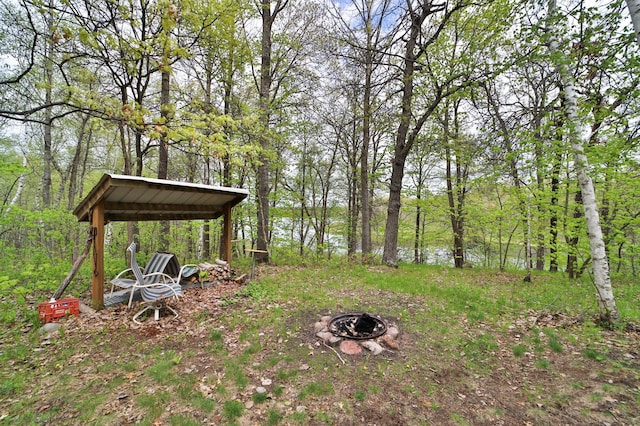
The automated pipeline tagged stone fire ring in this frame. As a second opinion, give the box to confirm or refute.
[328,312,388,340]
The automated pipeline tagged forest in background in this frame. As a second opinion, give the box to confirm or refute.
[0,0,639,292]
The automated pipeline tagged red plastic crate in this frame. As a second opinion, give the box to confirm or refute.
[38,297,80,323]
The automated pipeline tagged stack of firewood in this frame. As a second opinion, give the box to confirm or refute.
[198,259,232,282]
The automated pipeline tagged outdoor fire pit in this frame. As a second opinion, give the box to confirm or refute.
[314,312,400,356]
[328,312,387,340]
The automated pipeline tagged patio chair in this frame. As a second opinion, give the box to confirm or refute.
[110,248,180,303]
[125,242,183,324]
[111,246,202,298]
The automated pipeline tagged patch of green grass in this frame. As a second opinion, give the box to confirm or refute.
[222,399,244,420]
[209,329,223,342]
[225,359,248,390]
[193,309,210,323]
[298,381,334,400]
[313,411,333,424]
[272,384,284,397]
[549,337,563,353]
[450,412,470,425]
[176,375,198,401]
[513,344,527,357]
[215,383,227,396]
[542,328,563,353]
[0,374,23,397]
[122,360,140,372]
[208,329,226,354]
[289,411,308,424]
[276,369,298,381]
[354,390,366,401]
[462,333,498,365]
[168,414,201,426]
[2,343,31,362]
[265,408,284,425]
[146,355,180,384]
[252,391,269,404]
[105,375,126,391]
[75,393,109,423]
[136,391,172,418]
[535,358,550,369]
[190,394,215,412]
[241,342,261,357]
[583,346,607,362]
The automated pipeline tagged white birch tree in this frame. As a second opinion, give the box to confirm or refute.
[626,0,640,46]
[546,0,619,324]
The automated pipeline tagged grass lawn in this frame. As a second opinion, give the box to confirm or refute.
[1,263,639,425]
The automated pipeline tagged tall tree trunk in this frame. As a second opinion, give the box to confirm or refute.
[42,4,54,208]
[202,61,214,260]
[547,0,619,323]
[444,106,467,268]
[382,4,420,267]
[484,82,531,278]
[299,139,307,256]
[533,119,546,271]
[361,58,372,256]
[158,68,170,249]
[255,0,287,263]
[414,192,422,264]
[566,190,582,279]
[382,1,455,266]
[348,131,360,256]
[360,14,374,257]
[549,136,562,273]
[220,56,234,255]
[626,0,640,46]
[67,114,90,210]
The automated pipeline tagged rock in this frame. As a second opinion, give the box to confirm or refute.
[255,386,267,394]
[78,302,96,316]
[320,315,332,325]
[379,334,399,350]
[328,335,342,345]
[316,331,333,342]
[386,326,400,339]
[314,322,326,333]
[296,405,308,413]
[39,323,61,334]
[360,340,384,355]
[316,331,342,345]
[261,378,272,387]
[339,340,362,355]
[245,400,254,409]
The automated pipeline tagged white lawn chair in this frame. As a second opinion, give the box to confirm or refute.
[126,242,182,324]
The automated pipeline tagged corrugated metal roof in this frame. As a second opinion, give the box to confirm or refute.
[73,174,249,222]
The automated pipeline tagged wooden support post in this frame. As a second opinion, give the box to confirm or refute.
[91,201,105,310]
[247,249,269,280]
[221,203,232,262]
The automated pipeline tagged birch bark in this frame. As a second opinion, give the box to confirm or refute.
[626,0,640,46]
[6,156,27,214]
[546,0,619,323]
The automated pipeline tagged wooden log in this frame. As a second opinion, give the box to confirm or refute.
[52,228,94,300]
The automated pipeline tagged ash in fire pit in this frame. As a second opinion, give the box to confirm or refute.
[328,312,387,340]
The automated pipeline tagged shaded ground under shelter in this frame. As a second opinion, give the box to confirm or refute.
[73,173,249,309]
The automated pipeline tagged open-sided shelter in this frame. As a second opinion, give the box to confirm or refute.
[73,173,249,309]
